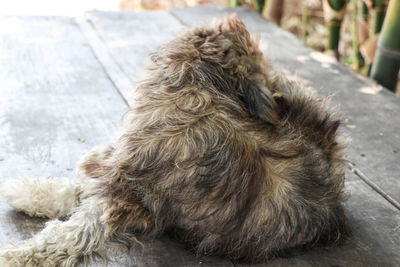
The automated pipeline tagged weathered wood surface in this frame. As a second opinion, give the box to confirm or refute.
[0,15,128,245]
[84,11,183,104]
[0,6,399,267]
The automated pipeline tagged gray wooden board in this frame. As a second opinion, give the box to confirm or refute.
[0,15,128,245]
[85,10,184,104]
[169,6,400,207]
[91,236,233,267]
[0,15,231,266]
[125,236,233,267]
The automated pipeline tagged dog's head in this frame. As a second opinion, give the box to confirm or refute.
[189,15,265,79]
[150,15,278,124]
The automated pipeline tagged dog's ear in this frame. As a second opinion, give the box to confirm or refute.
[239,79,279,125]
[220,15,250,40]
[272,90,341,144]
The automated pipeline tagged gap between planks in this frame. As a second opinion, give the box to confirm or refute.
[169,9,187,28]
[76,16,131,107]
[348,163,400,210]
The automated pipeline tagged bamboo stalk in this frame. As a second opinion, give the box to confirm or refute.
[327,19,341,56]
[253,0,265,13]
[364,0,387,76]
[371,0,400,92]
[365,62,373,75]
[372,0,387,34]
[352,0,362,70]
[362,1,369,21]
[302,0,308,45]
[323,0,347,60]
[361,1,372,75]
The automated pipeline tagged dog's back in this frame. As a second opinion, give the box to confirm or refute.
[96,15,349,261]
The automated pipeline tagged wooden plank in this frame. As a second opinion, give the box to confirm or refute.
[84,10,184,104]
[126,236,233,267]
[169,6,400,206]
[91,236,233,267]
[0,15,232,267]
[76,16,131,107]
[0,16,128,246]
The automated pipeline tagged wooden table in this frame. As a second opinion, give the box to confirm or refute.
[0,6,399,266]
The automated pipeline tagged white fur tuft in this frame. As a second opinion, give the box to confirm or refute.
[0,177,80,219]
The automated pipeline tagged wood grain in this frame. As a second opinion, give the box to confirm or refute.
[0,16,128,246]
[85,10,184,104]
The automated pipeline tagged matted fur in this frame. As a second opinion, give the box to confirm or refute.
[0,15,349,266]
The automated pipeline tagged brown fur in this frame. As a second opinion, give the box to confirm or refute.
[77,15,349,262]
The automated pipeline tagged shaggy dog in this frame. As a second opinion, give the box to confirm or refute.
[0,15,349,266]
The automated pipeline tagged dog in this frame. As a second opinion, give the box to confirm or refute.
[0,15,349,266]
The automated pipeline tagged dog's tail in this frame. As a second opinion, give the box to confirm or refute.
[0,177,81,219]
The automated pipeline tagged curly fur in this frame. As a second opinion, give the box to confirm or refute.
[0,15,349,266]
[0,177,80,219]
